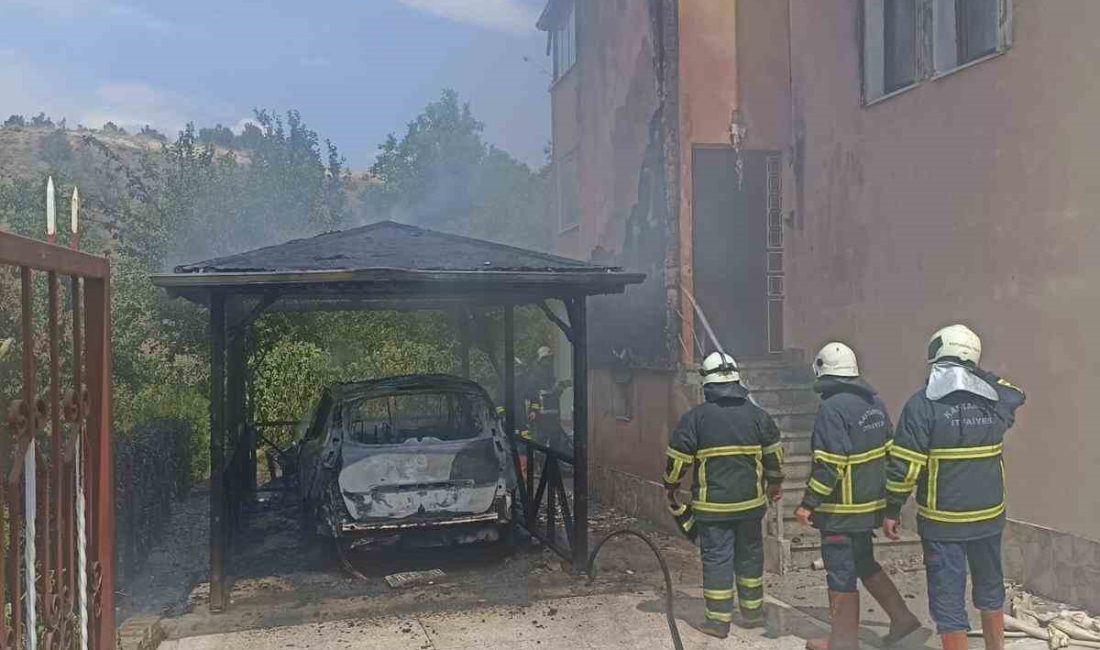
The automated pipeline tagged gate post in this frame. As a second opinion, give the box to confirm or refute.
[85,274,115,649]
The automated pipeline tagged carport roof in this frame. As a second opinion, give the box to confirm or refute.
[152,220,644,309]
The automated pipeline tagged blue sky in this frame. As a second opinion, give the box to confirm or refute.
[0,0,552,168]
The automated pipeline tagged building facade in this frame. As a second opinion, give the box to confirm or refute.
[539,0,1100,608]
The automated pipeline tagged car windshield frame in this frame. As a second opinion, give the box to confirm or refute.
[341,388,490,446]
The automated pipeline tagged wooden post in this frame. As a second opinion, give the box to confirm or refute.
[226,303,246,528]
[502,305,532,526]
[208,294,228,612]
[568,297,589,569]
[459,309,471,379]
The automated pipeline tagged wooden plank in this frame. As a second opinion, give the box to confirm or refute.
[208,295,228,612]
[568,297,589,570]
[0,231,108,278]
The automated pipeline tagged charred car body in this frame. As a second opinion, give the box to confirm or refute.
[296,375,518,548]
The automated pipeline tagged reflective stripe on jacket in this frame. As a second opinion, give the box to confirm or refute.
[800,377,893,532]
[885,367,1025,541]
[664,382,784,522]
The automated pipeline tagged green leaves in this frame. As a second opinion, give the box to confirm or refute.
[360,89,550,250]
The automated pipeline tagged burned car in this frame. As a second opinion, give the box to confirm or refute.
[296,375,517,548]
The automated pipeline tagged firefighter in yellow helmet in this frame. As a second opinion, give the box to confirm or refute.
[664,352,784,638]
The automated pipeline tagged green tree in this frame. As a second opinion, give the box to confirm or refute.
[198,124,235,147]
[360,89,550,250]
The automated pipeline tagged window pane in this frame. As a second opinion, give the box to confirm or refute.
[933,0,960,72]
[348,392,484,444]
[558,153,578,230]
[963,0,999,61]
[883,0,917,92]
[863,0,886,100]
[551,3,576,80]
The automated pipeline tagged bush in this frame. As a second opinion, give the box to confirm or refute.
[115,418,193,582]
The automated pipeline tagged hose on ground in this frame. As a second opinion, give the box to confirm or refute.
[586,529,684,650]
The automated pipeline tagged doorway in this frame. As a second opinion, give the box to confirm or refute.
[691,146,784,358]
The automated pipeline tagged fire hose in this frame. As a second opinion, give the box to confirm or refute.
[586,529,684,650]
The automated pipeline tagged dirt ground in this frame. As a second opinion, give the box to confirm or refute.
[119,484,706,641]
[121,490,1072,649]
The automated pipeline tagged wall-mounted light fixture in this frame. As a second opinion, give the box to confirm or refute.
[729,108,748,189]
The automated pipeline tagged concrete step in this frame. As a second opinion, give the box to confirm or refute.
[772,410,815,432]
[740,365,815,388]
[736,349,806,368]
[782,431,812,456]
[789,531,923,571]
[749,385,819,411]
[764,518,923,574]
[779,454,812,482]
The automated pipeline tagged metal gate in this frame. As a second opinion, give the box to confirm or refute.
[0,230,115,650]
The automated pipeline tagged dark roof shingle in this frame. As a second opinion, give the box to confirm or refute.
[174,221,603,274]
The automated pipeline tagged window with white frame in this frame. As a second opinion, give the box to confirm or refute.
[862,0,1011,104]
[556,151,579,231]
[933,0,1002,73]
[551,1,576,80]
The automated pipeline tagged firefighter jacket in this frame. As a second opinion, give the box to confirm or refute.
[885,364,1025,541]
[664,382,784,523]
[800,377,893,532]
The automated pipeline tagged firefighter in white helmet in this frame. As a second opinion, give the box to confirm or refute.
[664,352,784,638]
[525,345,570,453]
[885,325,1025,650]
[796,343,920,650]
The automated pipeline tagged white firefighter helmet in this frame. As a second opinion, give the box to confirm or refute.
[700,352,740,385]
[537,345,552,360]
[927,324,982,365]
[813,342,860,378]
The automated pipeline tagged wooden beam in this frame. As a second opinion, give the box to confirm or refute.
[208,294,228,612]
[502,306,529,527]
[538,301,574,343]
[567,297,589,569]
[458,309,471,379]
[0,231,109,278]
[226,300,247,524]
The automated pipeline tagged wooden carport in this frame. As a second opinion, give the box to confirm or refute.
[151,221,644,611]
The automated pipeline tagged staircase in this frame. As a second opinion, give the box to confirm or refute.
[738,351,921,574]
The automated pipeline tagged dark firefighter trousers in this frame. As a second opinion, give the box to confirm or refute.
[820,531,884,592]
[699,519,765,626]
[923,533,1005,634]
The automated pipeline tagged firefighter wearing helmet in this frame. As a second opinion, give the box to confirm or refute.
[525,345,571,454]
[796,342,920,650]
[885,325,1025,650]
[663,352,784,638]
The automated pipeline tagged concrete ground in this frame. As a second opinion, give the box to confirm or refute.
[158,591,819,650]
[156,589,1053,650]
[129,490,1060,650]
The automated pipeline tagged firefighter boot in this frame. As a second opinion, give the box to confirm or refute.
[862,570,921,645]
[981,610,1005,650]
[699,619,730,639]
[739,605,766,629]
[806,591,860,650]
[941,631,969,650]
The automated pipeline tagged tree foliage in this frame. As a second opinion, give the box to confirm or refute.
[1,96,553,481]
[360,89,551,250]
